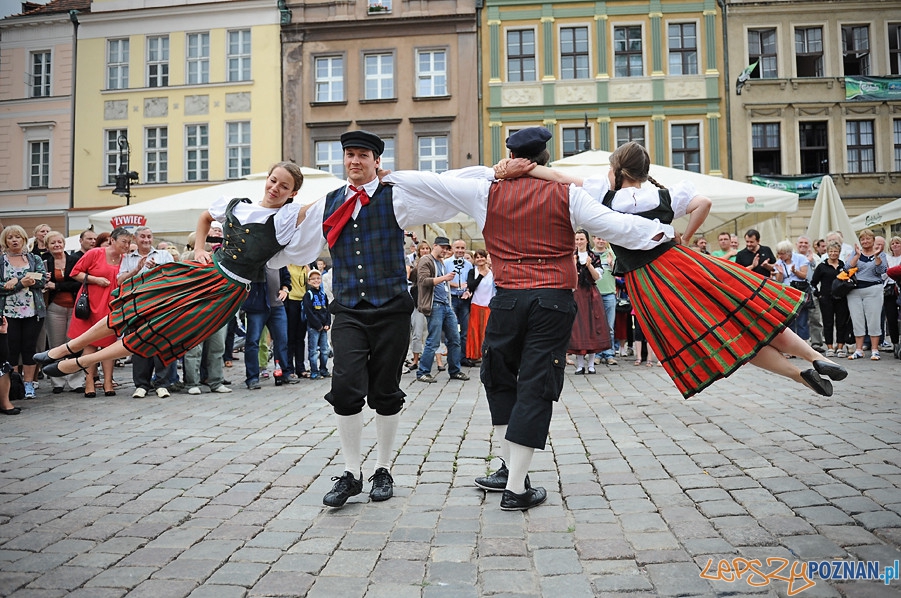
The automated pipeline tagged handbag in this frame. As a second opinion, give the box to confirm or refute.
[831,269,857,300]
[74,279,90,319]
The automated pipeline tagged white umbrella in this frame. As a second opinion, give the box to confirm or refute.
[89,168,345,235]
[849,196,901,235]
[550,150,799,237]
[805,175,857,243]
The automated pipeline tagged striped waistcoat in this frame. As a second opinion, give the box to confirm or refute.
[324,184,408,307]
[482,178,578,290]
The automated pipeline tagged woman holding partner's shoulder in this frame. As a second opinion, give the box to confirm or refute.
[500,142,847,398]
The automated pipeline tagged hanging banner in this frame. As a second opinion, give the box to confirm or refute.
[845,76,901,101]
[750,175,822,200]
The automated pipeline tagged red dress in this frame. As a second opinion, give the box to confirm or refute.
[68,248,119,347]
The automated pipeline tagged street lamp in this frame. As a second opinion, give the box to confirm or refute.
[112,134,139,204]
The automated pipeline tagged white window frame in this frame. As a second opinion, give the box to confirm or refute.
[28,140,50,188]
[145,126,168,183]
[146,36,169,88]
[185,124,209,182]
[226,121,251,179]
[559,24,590,80]
[364,52,395,100]
[186,32,210,85]
[669,121,703,173]
[417,135,448,172]
[379,137,395,172]
[666,21,699,76]
[30,50,51,97]
[315,140,344,176]
[846,120,875,174]
[227,29,252,82]
[107,38,129,90]
[314,55,345,102]
[747,27,779,79]
[416,49,447,97]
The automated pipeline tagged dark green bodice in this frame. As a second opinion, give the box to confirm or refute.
[213,198,285,282]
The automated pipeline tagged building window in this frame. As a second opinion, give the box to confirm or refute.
[752,123,781,175]
[145,127,168,183]
[416,49,447,97]
[560,26,589,80]
[227,29,251,82]
[795,27,823,77]
[894,119,901,171]
[28,140,50,188]
[30,51,51,97]
[799,121,828,174]
[147,36,169,88]
[379,137,395,172]
[846,120,875,174]
[562,127,590,157]
[842,25,870,76]
[364,53,394,100]
[186,32,210,85]
[107,39,129,90]
[616,125,646,147]
[368,0,391,14]
[671,123,700,172]
[614,26,643,77]
[315,141,343,176]
[105,129,127,185]
[315,56,344,102]
[667,23,697,75]
[748,28,777,78]
[185,124,209,181]
[507,29,536,82]
[890,23,901,75]
[418,135,448,172]
[226,121,251,179]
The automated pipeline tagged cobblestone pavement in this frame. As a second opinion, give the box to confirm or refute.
[1,357,900,597]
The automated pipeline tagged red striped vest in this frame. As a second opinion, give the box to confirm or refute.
[483,178,577,290]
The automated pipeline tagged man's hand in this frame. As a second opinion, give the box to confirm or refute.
[493,158,535,180]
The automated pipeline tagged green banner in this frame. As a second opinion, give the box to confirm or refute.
[750,175,822,199]
[845,76,901,101]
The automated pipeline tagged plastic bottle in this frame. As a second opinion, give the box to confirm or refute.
[273,360,284,386]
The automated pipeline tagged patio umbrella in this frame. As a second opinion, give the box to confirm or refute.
[805,175,856,243]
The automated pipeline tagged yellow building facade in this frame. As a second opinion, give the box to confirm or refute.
[71,0,283,231]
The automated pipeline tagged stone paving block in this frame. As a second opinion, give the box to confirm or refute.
[780,534,846,560]
[538,573,594,598]
[363,582,428,598]
[85,566,156,590]
[66,588,128,598]
[249,570,315,596]
[854,510,901,530]
[204,561,268,587]
[645,561,711,596]
[425,561,477,586]
[186,584,247,598]
[154,557,222,580]
[24,565,103,591]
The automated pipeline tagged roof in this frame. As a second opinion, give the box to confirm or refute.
[18,0,90,17]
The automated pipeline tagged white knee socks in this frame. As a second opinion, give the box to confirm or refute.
[336,412,363,475]
[375,413,399,473]
[506,441,535,494]
[494,424,510,464]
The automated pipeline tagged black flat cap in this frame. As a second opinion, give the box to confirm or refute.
[433,236,451,247]
[341,130,385,156]
[506,127,552,155]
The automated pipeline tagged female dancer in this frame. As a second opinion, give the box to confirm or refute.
[37,162,307,379]
[568,230,610,374]
[507,142,846,398]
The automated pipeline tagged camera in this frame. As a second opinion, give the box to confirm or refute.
[404,231,414,238]
[453,258,464,267]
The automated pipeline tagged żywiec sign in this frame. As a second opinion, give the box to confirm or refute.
[110,215,147,229]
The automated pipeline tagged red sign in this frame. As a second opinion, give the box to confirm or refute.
[110,214,147,228]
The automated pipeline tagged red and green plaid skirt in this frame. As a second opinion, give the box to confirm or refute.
[625,245,803,399]
[108,261,248,365]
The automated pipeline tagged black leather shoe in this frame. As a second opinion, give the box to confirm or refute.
[812,360,848,381]
[800,369,833,397]
[43,356,89,379]
[500,486,547,511]
[368,467,394,502]
[449,372,470,381]
[323,471,364,507]
[474,462,530,492]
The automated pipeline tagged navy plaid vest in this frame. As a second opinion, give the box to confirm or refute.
[324,183,408,307]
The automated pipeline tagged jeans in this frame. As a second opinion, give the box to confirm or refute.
[244,306,289,386]
[451,294,471,354]
[308,327,330,375]
[595,292,616,360]
[788,304,810,340]
[418,302,462,377]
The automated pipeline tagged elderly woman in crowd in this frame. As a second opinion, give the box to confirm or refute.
[43,230,85,393]
[68,227,133,396]
[1,225,47,399]
[772,240,811,342]
[812,240,851,358]
[846,229,888,360]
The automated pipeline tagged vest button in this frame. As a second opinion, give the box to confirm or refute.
[245,229,250,233]
[359,279,364,283]
[232,255,237,259]
[361,292,366,297]
[353,223,358,228]
[554,359,559,364]
[242,239,246,243]
[357,264,363,269]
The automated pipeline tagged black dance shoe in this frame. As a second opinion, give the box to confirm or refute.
[34,342,81,366]
[812,360,848,381]
[800,369,833,397]
[500,486,547,511]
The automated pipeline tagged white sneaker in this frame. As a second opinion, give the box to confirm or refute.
[211,385,232,393]
[878,341,893,351]
[824,348,835,357]
[156,387,170,398]
[132,387,147,398]
[187,386,202,395]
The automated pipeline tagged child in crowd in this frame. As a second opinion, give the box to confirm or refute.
[303,269,331,379]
